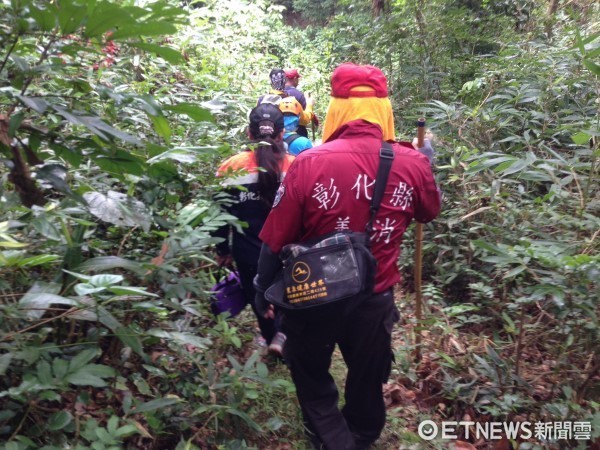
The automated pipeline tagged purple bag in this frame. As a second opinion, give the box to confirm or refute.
[210,271,246,317]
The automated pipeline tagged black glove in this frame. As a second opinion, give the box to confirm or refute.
[253,243,283,317]
[253,279,271,318]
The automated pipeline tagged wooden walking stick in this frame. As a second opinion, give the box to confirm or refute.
[414,117,426,362]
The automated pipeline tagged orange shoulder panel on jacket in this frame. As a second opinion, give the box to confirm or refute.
[216,151,258,176]
[217,150,294,177]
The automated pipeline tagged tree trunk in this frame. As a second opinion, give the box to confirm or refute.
[545,0,560,39]
[372,0,385,17]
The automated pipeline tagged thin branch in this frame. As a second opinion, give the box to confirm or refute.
[0,307,78,342]
[19,37,56,96]
[0,33,20,75]
[118,226,139,256]
[582,228,600,255]
[8,402,31,442]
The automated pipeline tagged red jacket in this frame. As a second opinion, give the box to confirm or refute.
[259,120,441,293]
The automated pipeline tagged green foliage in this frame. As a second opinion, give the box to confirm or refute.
[0,0,297,448]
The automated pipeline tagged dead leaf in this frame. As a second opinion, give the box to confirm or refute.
[132,420,153,439]
[383,382,416,407]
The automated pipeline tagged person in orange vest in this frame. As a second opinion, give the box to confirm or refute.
[214,103,295,356]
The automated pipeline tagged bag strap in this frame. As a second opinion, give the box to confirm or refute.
[284,133,301,146]
[365,142,395,237]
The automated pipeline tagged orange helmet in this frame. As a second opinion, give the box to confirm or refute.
[279,96,303,116]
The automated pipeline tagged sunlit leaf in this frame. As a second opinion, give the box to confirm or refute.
[84,191,151,231]
[131,396,182,414]
[129,42,185,65]
[163,103,215,122]
[76,256,146,276]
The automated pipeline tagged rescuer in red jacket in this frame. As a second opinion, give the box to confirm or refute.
[254,63,441,449]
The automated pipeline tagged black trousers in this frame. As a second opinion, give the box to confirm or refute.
[281,289,399,450]
[236,261,277,344]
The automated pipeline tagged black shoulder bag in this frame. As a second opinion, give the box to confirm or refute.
[264,143,395,311]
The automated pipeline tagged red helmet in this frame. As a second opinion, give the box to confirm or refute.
[284,68,301,79]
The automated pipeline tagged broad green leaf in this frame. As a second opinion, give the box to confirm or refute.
[131,396,181,414]
[36,360,53,384]
[0,353,13,376]
[29,5,57,31]
[266,416,285,431]
[95,154,146,177]
[96,426,116,445]
[48,411,73,431]
[57,0,87,34]
[0,240,28,248]
[129,42,185,65]
[18,293,79,316]
[19,282,72,320]
[503,265,527,279]
[150,114,171,143]
[51,106,140,144]
[10,55,29,72]
[471,239,506,256]
[17,254,60,267]
[108,286,158,297]
[147,149,198,164]
[225,408,262,432]
[62,269,91,282]
[96,306,122,332]
[74,283,106,295]
[76,256,146,276]
[84,3,128,37]
[66,364,116,387]
[134,95,162,116]
[163,103,214,122]
[107,415,119,435]
[115,326,145,358]
[110,22,177,40]
[30,215,62,241]
[571,132,591,146]
[84,191,151,231]
[68,348,99,372]
[147,143,168,157]
[147,161,179,182]
[8,112,25,137]
[498,158,533,176]
[115,424,139,438]
[147,329,210,350]
[52,358,69,379]
[50,142,83,167]
[88,274,125,287]
[583,59,600,76]
[256,362,268,378]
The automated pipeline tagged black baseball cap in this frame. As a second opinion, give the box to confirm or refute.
[249,103,284,137]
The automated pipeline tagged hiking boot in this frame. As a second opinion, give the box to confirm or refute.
[253,335,268,355]
[268,332,286,357]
